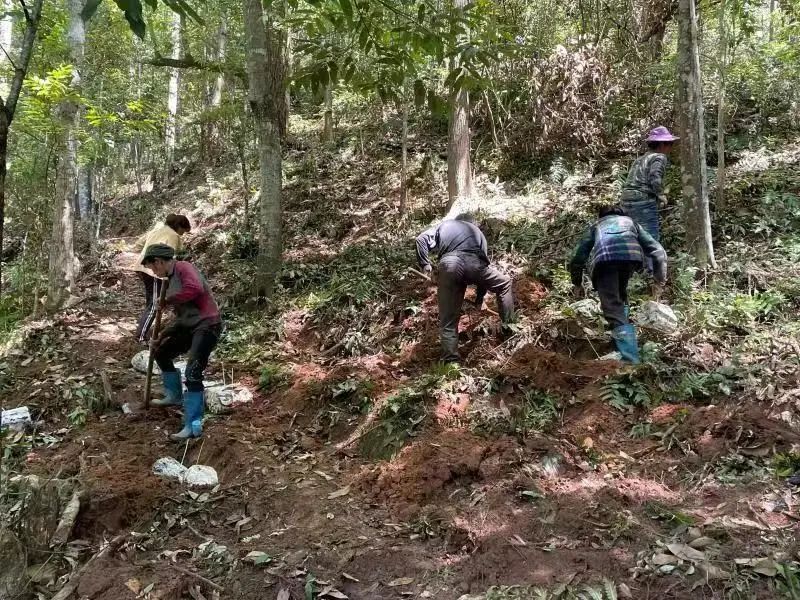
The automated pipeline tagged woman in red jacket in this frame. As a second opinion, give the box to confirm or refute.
[141,243,222,440]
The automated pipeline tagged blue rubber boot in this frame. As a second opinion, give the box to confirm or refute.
[151,370,183,407]
[170,390,204,440]
[612,324,641,364]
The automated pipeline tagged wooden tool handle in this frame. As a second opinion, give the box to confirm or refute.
[143,279,169,409]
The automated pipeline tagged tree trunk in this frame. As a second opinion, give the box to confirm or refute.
[677,0,716,268]
[77,164,92,219]
[399,99,408,215]
[0,0,44,295]
[447,85,472,212]
[211,15,227,108]
[244,0,286,300]
[716,0,726,211]
[0,0,13,96]
[322,84,333,143]
[165,10,182,172]
[446,0,473,213]
[47,0,85,310]
[769,0,776,42]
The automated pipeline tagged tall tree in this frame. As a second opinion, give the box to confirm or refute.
[0,0,45,295]
[716,0,727,211]
[48,0,87,309]
[165,9,182,170]
[446,0,473,213]
[0,0,13,95]
[210,14,227,108]
[676,0,716,268]
[244,0,286,299]
[322,83,333,143]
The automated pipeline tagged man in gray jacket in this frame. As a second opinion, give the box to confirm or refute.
[416,214,513,363]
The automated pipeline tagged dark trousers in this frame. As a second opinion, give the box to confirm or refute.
[154,321,222,392]
[592,261,638,329]
[136,271,163,342]
[438,252,514,362]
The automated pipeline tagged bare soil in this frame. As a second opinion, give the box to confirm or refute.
[4,241,799,600]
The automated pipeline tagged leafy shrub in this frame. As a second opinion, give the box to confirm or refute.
[772,452,800,478]
[359,387,426,460]
[329,377,375,414]
[516,389,560,433]
[258,363,291,392]
[601,374,651,413]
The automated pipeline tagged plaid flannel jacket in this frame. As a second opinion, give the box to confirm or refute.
[570,215,667,285]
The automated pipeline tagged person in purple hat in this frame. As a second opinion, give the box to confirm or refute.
[620,126,679,255]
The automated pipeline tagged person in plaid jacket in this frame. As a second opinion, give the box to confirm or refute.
[569,205,667,363]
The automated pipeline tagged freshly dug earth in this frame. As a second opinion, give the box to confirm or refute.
[2,264,798,600]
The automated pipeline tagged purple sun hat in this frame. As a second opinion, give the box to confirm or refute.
[646,126,679,143]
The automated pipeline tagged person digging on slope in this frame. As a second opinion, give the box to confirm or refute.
[416,213,514,363]
[132,214,192,344]
[141,243,222,440]
[569,205,667,364]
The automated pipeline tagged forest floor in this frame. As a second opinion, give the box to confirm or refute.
[2,127,800,600]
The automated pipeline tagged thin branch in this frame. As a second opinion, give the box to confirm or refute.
[144,55,247,81]
[0,42,17,70]
[6,0,43,118]
[17,0,30,23]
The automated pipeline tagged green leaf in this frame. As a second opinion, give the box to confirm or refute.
[81,0,104,21]
[358,26,370,51]
[339,0,353,22]
[163,0,204,24]
[305,574,316,600]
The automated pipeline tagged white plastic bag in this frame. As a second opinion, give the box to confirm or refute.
[152,457,187,481]
[183,465,218,488]
[1,406,32,431]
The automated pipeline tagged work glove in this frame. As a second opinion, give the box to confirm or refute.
[422,264,432,275]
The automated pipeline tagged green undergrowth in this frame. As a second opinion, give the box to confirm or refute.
[481,580,622,600]
[359,363,461,459]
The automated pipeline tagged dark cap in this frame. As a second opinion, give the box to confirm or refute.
[142,243,175,264]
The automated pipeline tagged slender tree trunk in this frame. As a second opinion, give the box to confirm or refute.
[244,0,286,300]
[0,0,13,96]
[165,10,182,172]
[0,0,44,295]
[322,84,333,143]
[284,17,292,126]
[77,165,91,218]
[47,0,85,310]
[446,0,473,213]
[211,15,227,107]
[399,98,408,215]
[769,0,776,41]
[716,0,726,211]
[677,0,716,268]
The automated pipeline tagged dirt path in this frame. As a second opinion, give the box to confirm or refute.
[3,264,800,600]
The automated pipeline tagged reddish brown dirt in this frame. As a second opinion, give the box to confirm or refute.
[4,264,798,600]
[502,344,621,392]
[356,429,519,519]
